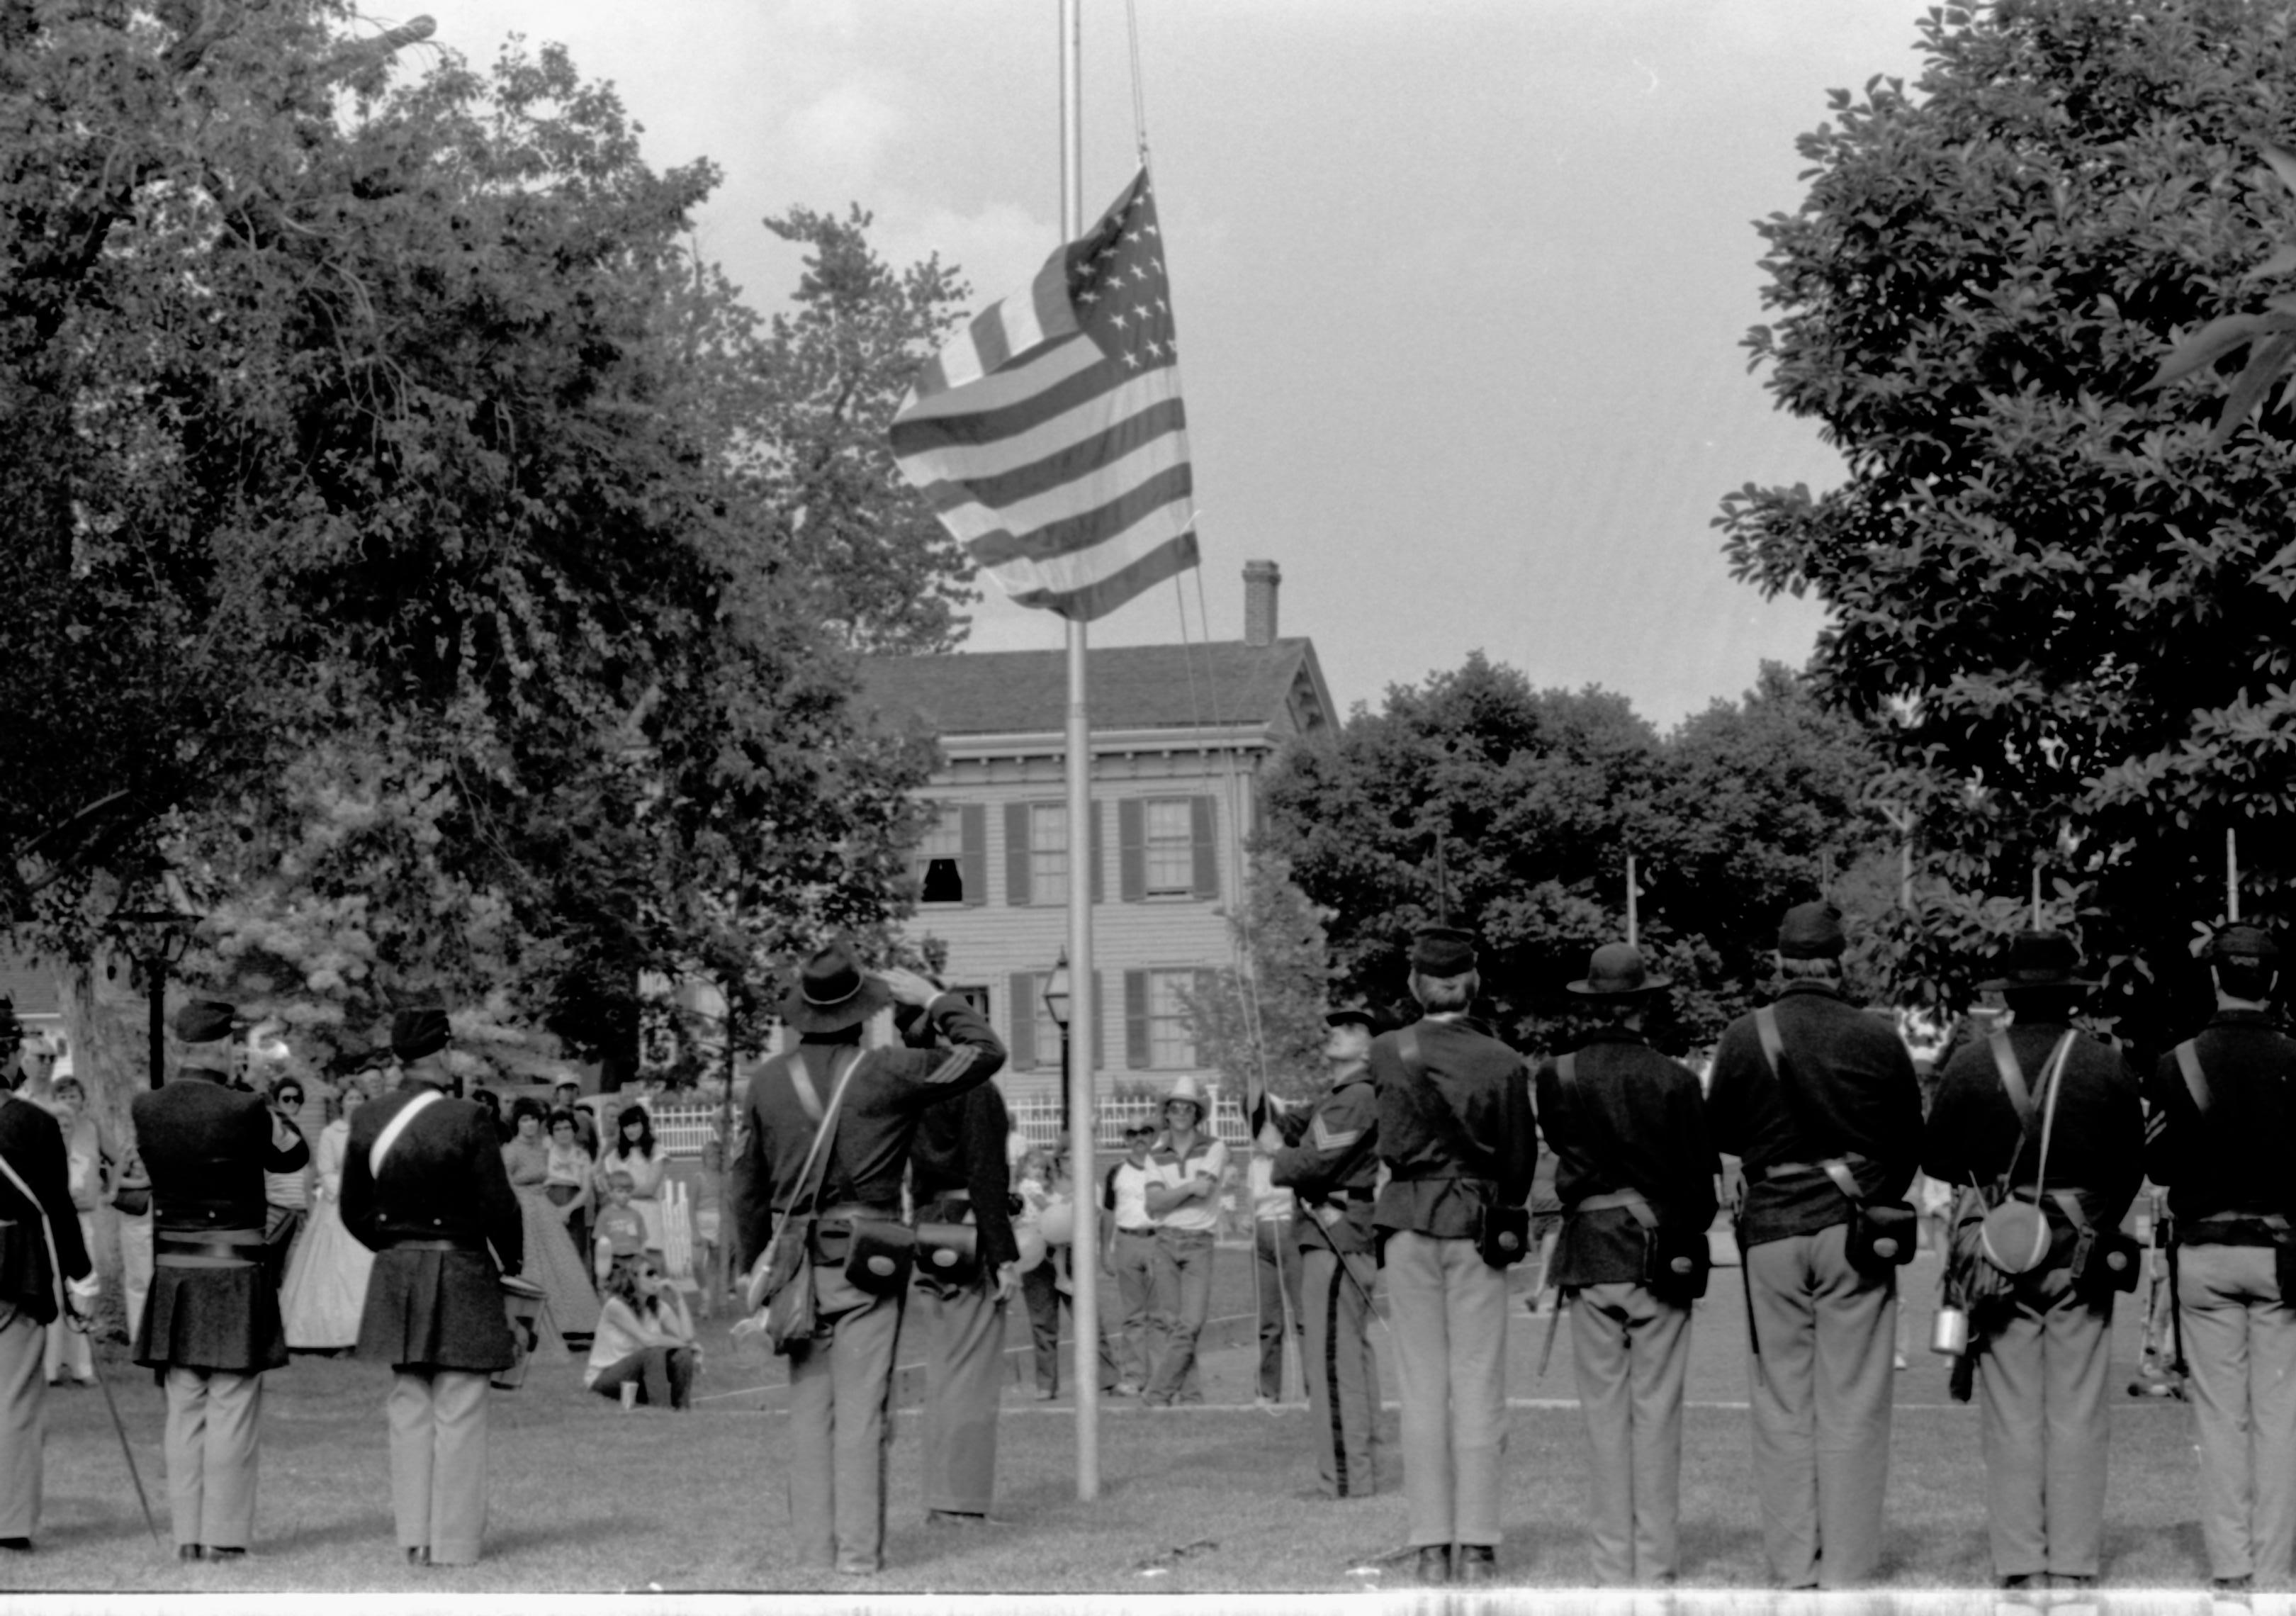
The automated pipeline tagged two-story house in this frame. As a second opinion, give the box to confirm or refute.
[859,561,1332,1118]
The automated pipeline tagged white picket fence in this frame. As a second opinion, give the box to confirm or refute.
[643,1092,1251,1160]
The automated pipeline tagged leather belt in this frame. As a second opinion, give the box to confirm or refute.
[157,1235,262,1268]
[1576,1190,1645,1212]
[1762,1161,1819,1181]
[2184,1211,2291,1248]
[1117,1226,1158,1237]
[818,1202,903,1226]
[389,1238,485,1254]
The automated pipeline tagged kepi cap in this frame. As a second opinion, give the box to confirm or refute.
[173,999,237,1043]
[1409,925,1478,975]
[1777,902,1847,960]
[1567,941,1672,997]
[1324,1003,1378,1031]
[391,1006,451,1062]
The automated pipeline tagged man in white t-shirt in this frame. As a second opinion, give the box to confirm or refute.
[1141,1076,1227,1407]
[1100,1121,1161,1395]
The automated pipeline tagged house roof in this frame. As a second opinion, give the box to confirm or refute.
[860,637,1332,743]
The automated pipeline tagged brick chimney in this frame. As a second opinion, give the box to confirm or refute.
[1243,559,1281,648]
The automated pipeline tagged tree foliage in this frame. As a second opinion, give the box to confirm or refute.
[0,1,955,1096]
[1256,656,1887,1056]
[1718,0,2296,1046]
[1183,855,1335,1105]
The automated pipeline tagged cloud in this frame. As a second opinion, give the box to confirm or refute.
[782,81,906,186]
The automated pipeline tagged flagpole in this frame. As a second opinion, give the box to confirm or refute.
[1059,0,1101,1504]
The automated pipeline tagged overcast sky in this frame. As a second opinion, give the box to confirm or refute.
[420,0,1932,728]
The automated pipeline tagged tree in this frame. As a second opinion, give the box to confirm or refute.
[1717,0,2296,1048]
[0,4,937,1107]
[1184,856,1334,1105]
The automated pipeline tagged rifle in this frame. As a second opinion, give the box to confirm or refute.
[1537,1289,1569,1377]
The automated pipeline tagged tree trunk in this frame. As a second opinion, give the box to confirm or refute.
[54,954,152,1288]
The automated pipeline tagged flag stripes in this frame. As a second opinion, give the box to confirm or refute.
[890,167,1197,622]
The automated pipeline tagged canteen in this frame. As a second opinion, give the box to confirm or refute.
[1040,1199,1076,1246]
[1980,1199,2051,1276]
[1931,1305,1969,1357]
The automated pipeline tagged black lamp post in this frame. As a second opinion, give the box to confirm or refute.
[114,910,196,1089]
[1041,950,1071,1139]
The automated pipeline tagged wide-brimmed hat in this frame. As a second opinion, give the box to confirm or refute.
[1164,1073,1206,1114]
[1977,931,2098,992]
[2205,924,2281,967]
[780,942,894,1034]
[1568,941,1672,997]
[1324,1003,1378,1031]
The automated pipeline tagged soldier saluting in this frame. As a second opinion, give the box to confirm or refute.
[1535,941,1717,1588]
[340,1006,522,1568]
[1923,930,2142,1592]
[1259,1004,1384,1501]
[1371,924,1538,1586]
[133,997,308,1562]
[2145,923,2296,1594]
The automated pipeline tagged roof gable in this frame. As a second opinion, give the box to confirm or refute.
[861,638,1331,741]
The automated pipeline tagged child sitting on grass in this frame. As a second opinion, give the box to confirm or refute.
[585,1255,699,1410]
[595,1170,647,1283]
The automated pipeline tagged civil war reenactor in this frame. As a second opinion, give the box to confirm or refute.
[0,999,96,1554]
[1535,941,1718,1588]
[730,946,1002,1577]
[1706,901,1922,1590]
[1257,1003,1384,1501]
[1923,930,2143,1592]
[339,1006,523,1568]
[2144,922,2296,1593]
[132,998,310,1561]
[1371,924,1538,1586]
[896,983,1020,1528]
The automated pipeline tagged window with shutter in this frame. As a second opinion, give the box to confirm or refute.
[1142,799,1194,897]
[959,804,988,907]
[1190,796,1219,899]
[1007,972,1037,1070]
[914,804,966,904]
[1124,970,1149,1070]
[1003,803,1032,907]
[1118,797,1146,902]
[1145,970,1198,1068]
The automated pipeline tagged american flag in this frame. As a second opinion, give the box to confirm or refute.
[890,168,1198,622]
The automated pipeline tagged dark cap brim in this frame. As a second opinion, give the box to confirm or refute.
[781,975,895,1033]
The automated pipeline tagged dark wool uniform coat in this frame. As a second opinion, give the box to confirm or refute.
[2145,1009,2296,1225]
[342,1087,523,1374]
[1924,1021,2144,1248]
[0,1094,91,1323]
[1370,1014,1538,1239]
[910,1082,1020,1272]
[1264,1066,1381,1257]
[1535,1028,1719,1288]
[1706,982,1923,1247]
[133,1066,308,1372]
[730,993,1003,1269]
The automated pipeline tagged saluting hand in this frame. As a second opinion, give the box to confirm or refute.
[874,966,942,1009]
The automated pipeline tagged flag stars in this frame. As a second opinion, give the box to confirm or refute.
[1120,349,1142,369]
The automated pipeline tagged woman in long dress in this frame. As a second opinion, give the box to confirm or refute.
[281,1088,377,1350]
[596,1104,670,1259]
[502,1097,599,1347]
[544,1109,595,1264]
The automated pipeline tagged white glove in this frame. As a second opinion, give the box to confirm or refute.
[66,1274,100,1313]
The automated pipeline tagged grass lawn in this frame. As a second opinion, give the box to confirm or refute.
[2,1247,2222,1595]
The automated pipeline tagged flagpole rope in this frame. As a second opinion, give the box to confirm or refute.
[1125,0,1151,164]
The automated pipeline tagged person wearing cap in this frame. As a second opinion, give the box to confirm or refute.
[897,987,1021,1525]
[1923,931,2141,1590]
[1100,1118,1164,1395]
[728,945,1002,1576]
[1535,943,1718,1587]
[131,998,310,1561]
[1371,924,1538,1586]
[1258,1003,1385,1499]
[2145,923,2296,1593]
[1704,901,1922,1589]
[1140,1071,1227,1408]
[0,1004,96,1554]
[340,1005,523,1568]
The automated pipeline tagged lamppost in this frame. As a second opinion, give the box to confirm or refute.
[113,909,196,1089]
[1041,949,1071,1140]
